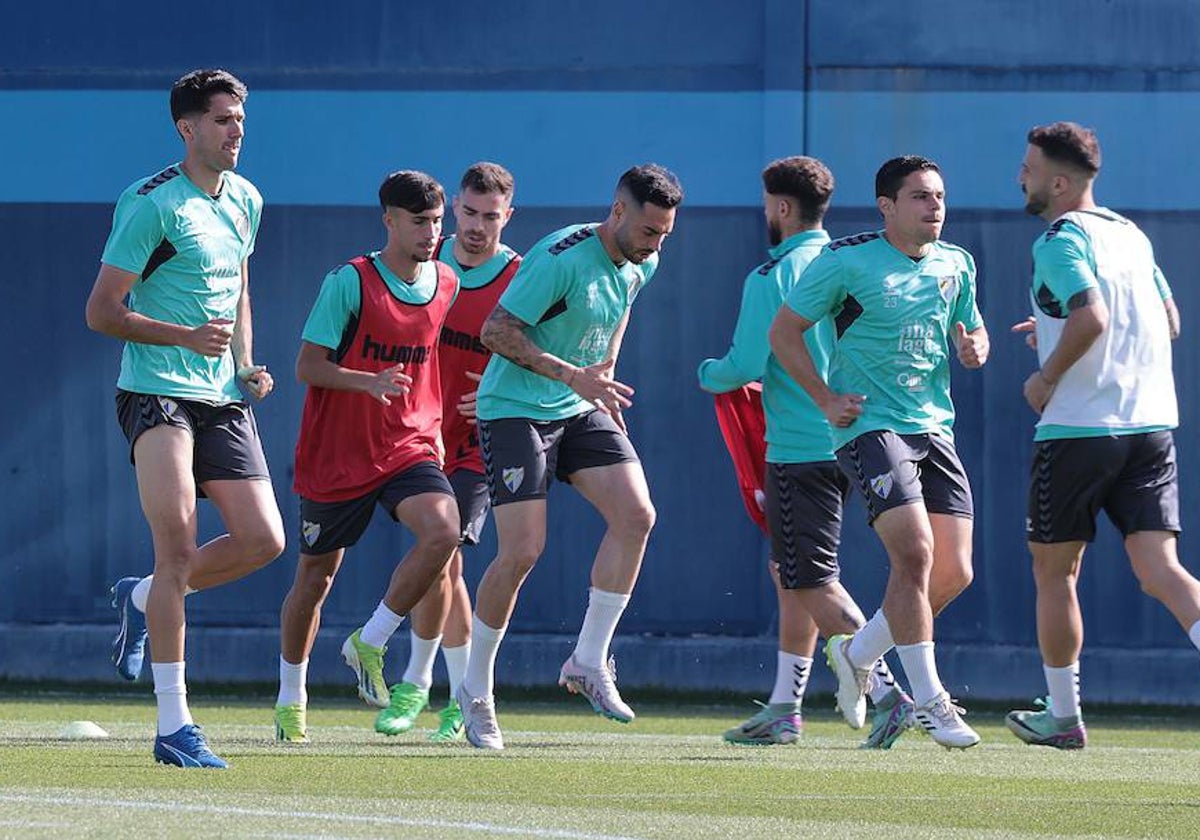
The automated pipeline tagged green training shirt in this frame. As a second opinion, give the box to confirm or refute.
[101,164,261,403]
[785,231,983,449]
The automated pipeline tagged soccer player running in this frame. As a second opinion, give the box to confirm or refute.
[1006,122,1200,749]
[273,172,461,743]
[699,157,914,749]
[85,69,285,768]
[381,162,522,742]
[455,165,683,750]
[769,156,989,749]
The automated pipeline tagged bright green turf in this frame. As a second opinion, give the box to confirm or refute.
[2,691,1199,839]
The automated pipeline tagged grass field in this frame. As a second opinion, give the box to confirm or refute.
[1,687,1198,839]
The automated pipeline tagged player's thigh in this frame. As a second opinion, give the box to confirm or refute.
[871,502,934,565]
[558,410,650,526]
[383,463,459,543]
[132,422,199,543]
[491,499,548,562]
[203,477,285,553]
[765,461,845,591]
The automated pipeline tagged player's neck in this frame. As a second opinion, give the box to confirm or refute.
[779,222,822,242]
[378,246,422,284]
[595,221,627,267]
[1047,190,1098,222]
[452,237,498,269]
[179,158,225,198]
[883,229,933,260]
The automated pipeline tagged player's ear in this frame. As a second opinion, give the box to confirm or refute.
[876,195,892,217]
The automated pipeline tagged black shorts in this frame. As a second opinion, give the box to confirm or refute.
[479,409,639,506]
[1027,430,1181,544]
[837,430,973,524]
[449,468,490,546]
[116,389,270,486]
[765,461,850,590]
[298,461,454,555]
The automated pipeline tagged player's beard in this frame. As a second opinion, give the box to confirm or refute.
[767,218,783,247]
[1023,186,1047,217]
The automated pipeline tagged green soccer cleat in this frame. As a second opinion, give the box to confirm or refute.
[722,701,802,746]
[1006,697,1087,750]
[375,682,429,736]
[428,699,465,743]
[341,629,390,708]
[274,703,310,744]
[860,690,915,750]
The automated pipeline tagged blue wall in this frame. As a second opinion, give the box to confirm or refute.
[3,1,1200,693]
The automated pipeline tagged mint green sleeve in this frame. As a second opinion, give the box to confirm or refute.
[697,268,778,393]
[639,252,659,288]
[496,248,570,326]
[952,251,984,331]
[301,264,361,351]
[100,192,164,276]
[784,248,843,323]
[1036,225,1098,304]
[1154,265,1173,301]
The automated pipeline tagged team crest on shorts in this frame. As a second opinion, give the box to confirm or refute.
[502,466,525,494]
[938,275,959,303]
[157,397,179,417]
[301,520,321,547]
[869,471,895,499]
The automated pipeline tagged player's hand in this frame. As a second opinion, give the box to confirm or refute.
[956,322,989,368]
[566,359,635,419]
[1011,316,1038,350]
[238,364,273,400]
[458,371,483,424]
[366,363,412,405]
[1022,370,1055,414]
[819,392,866,428]
[185,318,235,357]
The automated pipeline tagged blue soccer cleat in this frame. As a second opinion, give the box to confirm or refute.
[110,576,148,681]
[153,724,229,769]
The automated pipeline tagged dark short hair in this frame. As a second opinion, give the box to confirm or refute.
[170,69,248,122]
[875,155,941,199]
[1028,121,1101,176]
[762,156,834,225]
[379,171,445,212]
[460,161,514,197]
[617,164,684,209]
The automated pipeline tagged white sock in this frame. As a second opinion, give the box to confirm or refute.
[442,642,470,701]
[1188,619,1200,653]
[867,657,901,704]
[462,616,505,699]
[768,652,811,707]
[847,609,895,669]
[132,575,196,613]
[360,602,405,649]
[1044,662,1081,720]
[573,588,631,669]
[402,632,442,692]
[895,641,946,708]
[277,656,308,707]
[152,661,193,736]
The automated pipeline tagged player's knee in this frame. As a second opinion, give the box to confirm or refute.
[616,499,656,539]
[418,518,460,563]
[496,544,543,579]
[248,524,286,567]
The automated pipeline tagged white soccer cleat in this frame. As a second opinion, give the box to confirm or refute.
[824,634,869,729]
[559,654,635,723]
[454,684,505,750]
[913,693,981,749]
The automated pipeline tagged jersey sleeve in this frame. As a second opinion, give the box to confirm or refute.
[495,248,572,326]
[784,248,844,323]
[301,264,362,350]
[698,268,778,393]
[243,182,263,260]
[951,250,984,331]
[1035,224,1098,305]
[1153,265,1173,301]
[100,192,165,277]
[639,252,660,288]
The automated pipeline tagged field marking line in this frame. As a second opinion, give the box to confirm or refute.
[0,792,645,840]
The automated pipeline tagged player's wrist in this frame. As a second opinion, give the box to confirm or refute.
[1038,369,1057,387]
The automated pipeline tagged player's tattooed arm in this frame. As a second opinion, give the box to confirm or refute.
[480,306,574,382]
[1023,287,1109,413]
[480,305,634,417]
